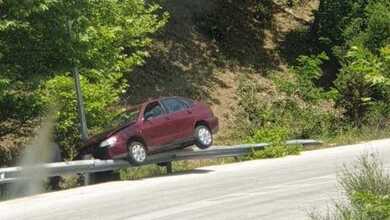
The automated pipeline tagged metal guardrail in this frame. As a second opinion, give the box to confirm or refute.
[0,139,322,184]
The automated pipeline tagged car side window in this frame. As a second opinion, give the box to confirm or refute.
[144,102,164,120]
[161,98,188,113]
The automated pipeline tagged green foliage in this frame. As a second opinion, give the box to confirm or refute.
[313,0,368,50]
[38,73,126,159]
[274,0,308,8]
[351,192,390,218]
[0,78,8,91]
[0,0,168,78]
[295,53,328,82]
[0,146,20,167]
[249,144,302,159]
[313,0,389,55]
[0,0,168,161]
[334,46,390,126]
[274,52,331,102]
[255,54,340,139]
[363,1,390,53]
[309,154,390,219]
[312,0,390,128]
[0,77,42,132]
[236,77,339,143]
[245,127,301,160]
[246,127,288,145]
[340,155,390,202]
[0,87,42,123]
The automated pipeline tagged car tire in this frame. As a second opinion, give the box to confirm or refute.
[194,125,213,149]
[127,141,147,165]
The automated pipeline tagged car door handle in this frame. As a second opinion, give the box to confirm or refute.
[187,110,192,114]
[165,116,170,120]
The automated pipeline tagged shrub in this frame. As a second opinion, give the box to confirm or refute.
[249,144,302,159]
[236,75,340,160]
[310,0,390,131]
[312,0,368,49]
[309,154,390,219]
[246,127,289,145]
[0,76,42,127]
[0,146,20,167]
[245,127,302,159]
[38,73,126,159]
[274,52,330,102]
[236,76,340,142]
[333,46,390,126]
[313,0,389,55]
[363,1,390,53]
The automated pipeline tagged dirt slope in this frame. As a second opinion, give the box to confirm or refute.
[124,0,319,143]
[0,0,320,165]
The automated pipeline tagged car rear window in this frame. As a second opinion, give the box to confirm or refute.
[161,98,188,113]
[179,97,194,106]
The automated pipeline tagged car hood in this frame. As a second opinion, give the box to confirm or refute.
[84,121,136,147]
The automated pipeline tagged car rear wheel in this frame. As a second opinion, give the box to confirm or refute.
[127,141,147,165]
[195,125,213,149]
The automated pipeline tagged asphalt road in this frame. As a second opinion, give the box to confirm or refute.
[1,139,390,220]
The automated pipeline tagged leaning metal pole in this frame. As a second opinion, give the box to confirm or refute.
[68,20,90,185]
[67,20,89,142]
[72,66,88,142]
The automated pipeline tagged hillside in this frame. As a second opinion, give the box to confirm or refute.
[0,0,321,162]
[1,0,389,165]
[124,0,320,143]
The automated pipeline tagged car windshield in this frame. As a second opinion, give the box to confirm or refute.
[106,108,140,130]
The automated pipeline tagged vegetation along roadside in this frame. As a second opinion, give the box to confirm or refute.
[0,0,389,190]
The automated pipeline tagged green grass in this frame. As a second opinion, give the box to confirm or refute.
[321,126,390,146]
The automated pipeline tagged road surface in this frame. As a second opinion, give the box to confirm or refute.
[1,139,390,220]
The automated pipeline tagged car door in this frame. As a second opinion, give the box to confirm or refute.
[160,98,195,142]
[141,101,175,152]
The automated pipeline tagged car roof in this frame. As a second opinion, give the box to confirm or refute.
[145,96,191,104]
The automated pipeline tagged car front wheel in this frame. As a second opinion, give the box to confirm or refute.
[195,125,213,149]
[127,141,147,165]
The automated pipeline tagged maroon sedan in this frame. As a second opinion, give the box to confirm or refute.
[79,96,218,164]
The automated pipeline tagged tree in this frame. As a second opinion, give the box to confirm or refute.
[312,0,389,55]
[334,46,390,126]
[0,0,168,159]
[312,0,369,52]
[0,0,168,79]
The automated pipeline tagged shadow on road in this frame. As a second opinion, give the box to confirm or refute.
[168,169,214,177]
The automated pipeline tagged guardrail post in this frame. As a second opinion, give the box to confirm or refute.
[157,162,173,174]
[166,162,173,174]
[83,173,90,185]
